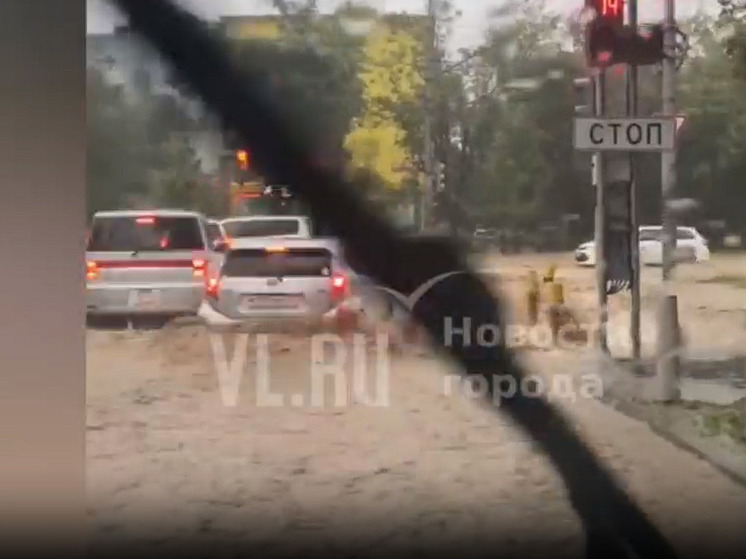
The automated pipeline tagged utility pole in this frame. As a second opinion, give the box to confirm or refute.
[593,68,609,354]
[420,0,437,231]
[627,0,641,360]
[655,0,681,400]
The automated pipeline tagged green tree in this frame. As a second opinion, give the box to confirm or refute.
[678,11,746,232]
[718,0,746,78]
[451,0,593,236]
[226,2,365,164]
[147,136,223,216]
[86,67,151,217]
[87,64,219,217]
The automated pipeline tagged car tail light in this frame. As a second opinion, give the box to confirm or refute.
[192,258,207,278]
[136,216,155,225]
[331,273,349,300]
[86,260,99,281]
[206,277,220,299]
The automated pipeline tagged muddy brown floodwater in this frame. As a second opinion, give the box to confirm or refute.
[86,253,746,557]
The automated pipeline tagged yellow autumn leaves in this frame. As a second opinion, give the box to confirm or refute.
[344,22,426,191]
[224,15,427,192]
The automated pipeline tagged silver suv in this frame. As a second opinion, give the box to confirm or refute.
[205,237,349,321]
[86,209,219,323]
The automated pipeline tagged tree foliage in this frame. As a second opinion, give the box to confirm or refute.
[88,0,746,239]
[87,68,150,215]
[344,16,427,191]
[428,0,746,239]
[226,3,365,165]
[86,66,215,218]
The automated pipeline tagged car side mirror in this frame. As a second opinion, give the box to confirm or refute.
[212,238,227,252]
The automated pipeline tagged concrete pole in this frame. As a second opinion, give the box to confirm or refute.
[593,69,608,354]
[627,0,641,360]
[655,0,681,400]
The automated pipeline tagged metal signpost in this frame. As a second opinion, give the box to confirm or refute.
[591,70,608,353]
[627,0,641,361]
[574,114,677,356]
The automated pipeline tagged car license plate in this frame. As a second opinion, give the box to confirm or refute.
[240,294,302,311]
[130,289,161,308]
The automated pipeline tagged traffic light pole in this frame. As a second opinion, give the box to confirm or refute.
[627,0,641,360]
[593,69,609,354]
[655,0,681,400]
[585,0,669,358]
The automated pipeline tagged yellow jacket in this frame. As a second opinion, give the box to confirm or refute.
[548,281,564,305]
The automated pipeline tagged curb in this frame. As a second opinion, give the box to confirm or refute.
[598,392,746,489]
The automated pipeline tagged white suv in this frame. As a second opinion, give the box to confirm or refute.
[639,225,710,265]
[574,226,710,267]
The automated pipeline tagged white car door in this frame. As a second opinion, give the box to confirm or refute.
[639,228,662,265]
[675,228,698,262]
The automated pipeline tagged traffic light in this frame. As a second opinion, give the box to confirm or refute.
[626,24,666,66]
[236,149,250,171]
[585,0,665,67]
[572,77,594,115]
[229,147,257,186]
[585,0,623,68]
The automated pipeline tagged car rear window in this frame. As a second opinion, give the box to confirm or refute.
[677,228,695,240]
[222,248,332,277]
[87,215,205,252]
[205,222,224,244]
[222,219,300,238]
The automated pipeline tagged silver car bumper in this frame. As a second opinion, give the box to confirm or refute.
[206,295,333,322]
[86,283,204,315]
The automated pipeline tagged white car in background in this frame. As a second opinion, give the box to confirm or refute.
[220,215,313,242]
[574,225,710,267]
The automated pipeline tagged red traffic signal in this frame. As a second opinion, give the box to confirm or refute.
[236,149,250,171]
[586,18,618,67]
[586,17,664,68]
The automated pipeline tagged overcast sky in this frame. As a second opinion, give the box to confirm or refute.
[87,0,715,51]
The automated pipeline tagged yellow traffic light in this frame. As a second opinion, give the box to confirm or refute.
[236,149,250,170]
